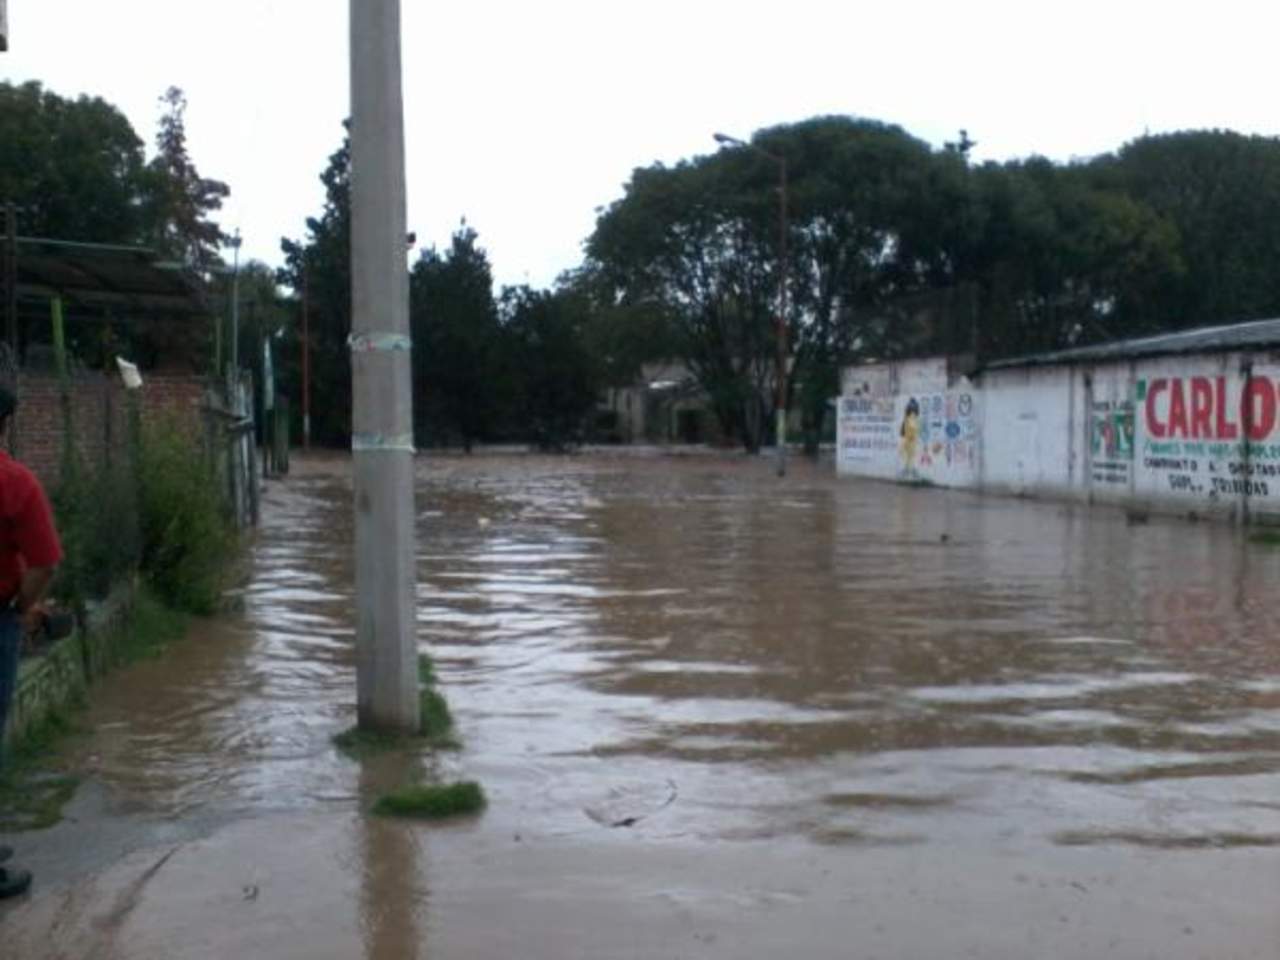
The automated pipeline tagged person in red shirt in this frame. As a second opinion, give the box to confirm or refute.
[0,384,63,899]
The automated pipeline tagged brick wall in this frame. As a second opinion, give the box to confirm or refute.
[11,371,209,488]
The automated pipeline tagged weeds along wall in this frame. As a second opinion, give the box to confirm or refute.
[839,349,1280,523]
[13,369,234,612]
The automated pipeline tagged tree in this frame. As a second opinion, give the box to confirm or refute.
[500,286,600,450]
[962,158,1183,358]
[144,86,230,273]
[587,151,781,451]
[586,117,966,453]
[0,81,151,243]
[1090,131,1280,330]
[279,132,352,446]
[409,224,505,449]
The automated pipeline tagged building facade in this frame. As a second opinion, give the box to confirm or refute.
[837,319,1280,524]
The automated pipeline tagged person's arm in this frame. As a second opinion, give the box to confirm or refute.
[18,565,56,634]
[11,470,63,633]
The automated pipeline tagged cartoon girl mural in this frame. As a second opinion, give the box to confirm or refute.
[899,397,921,478]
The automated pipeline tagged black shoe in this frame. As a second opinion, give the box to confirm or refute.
[0,866,32,898]
[0,845,11,863]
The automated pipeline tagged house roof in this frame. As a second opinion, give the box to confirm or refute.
[12,237,209,317]
[985,317,1280,371]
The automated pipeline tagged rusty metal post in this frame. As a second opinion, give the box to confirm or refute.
[775,156,788,477]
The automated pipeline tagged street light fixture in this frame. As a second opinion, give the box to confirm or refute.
[714,131,789,477]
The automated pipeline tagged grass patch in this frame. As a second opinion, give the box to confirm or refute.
[332,691,458,758]
[1248,529,1280,546]
[0,704,86,831]
[332,724,417,757]
[110,589,190,665]
[420,689,453,739]
[417,653,437,687]
[372,780,486,819]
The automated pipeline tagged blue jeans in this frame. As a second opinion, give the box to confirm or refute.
[0,611,19,768]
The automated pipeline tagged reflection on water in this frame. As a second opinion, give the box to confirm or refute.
[77,454,1280,853]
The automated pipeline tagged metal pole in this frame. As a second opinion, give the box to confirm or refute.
[302,267,311,450]
[350,0,419,732]
[4,202,15,362]
[230,230,242,387]
[3,203,14,456]
[775,157,788,477]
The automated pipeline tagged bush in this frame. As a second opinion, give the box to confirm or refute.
[136,416,237,614]
[53,453,141,608]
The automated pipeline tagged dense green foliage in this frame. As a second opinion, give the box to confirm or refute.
[0,81,228,266]
[136,417,237,614]
[284,138,604,448]
[279,134,352,446]
[410,226,506,449]
[0,82,151,243]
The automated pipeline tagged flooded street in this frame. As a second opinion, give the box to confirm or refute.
[6,453,1280,958]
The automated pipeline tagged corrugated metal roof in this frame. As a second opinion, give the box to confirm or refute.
[984,317,1280,370]
[14,237,209,316]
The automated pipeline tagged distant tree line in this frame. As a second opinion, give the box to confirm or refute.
[586,117,1280,452]
[10,80,1280,453]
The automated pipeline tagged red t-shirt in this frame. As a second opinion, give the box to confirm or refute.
[0,452,63,601]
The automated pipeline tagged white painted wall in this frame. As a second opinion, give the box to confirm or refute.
[838,349,1280,522]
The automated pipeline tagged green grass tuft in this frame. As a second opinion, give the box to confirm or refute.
[372,780,486,819]
[332,724,413,757]
[1248,529,1280,546]
[417,653,437,687]
[0,704,87,831]
[112,589,189,665]
[420,688,453,739]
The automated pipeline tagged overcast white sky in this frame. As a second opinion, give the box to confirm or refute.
[4,1,1279,288]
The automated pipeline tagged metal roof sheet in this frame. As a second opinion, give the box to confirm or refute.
[983,320,1280,371]
[13,237,209,317]
[984,317,1280,370]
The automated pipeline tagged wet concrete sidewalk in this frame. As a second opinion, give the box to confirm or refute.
[3,453,1280,957]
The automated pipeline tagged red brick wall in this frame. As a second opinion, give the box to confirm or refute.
[11,372,208,488]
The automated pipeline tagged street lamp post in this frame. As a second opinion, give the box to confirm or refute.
[301,266,311,450]
[714,132,788,476]
[228,229,242,385]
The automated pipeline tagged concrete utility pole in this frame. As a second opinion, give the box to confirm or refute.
[349,0,419,731]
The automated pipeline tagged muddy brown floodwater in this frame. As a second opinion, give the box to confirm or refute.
[5,453,1280,958]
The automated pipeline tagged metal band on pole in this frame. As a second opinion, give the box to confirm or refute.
[351,432,415,453]
[348,332,412,353]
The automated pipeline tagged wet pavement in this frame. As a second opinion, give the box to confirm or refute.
[4,452,1280,957]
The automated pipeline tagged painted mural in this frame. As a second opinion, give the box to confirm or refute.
[838,360,979,486]
[896,390,979,481]
[1090,397,1134,488]
[1136,369,1280,504]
